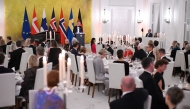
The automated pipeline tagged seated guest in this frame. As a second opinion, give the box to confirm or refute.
[170,43,180,61]
[0,53,14,74]
[183,75,190,91]
[154,59,169,92]
[114,49,129,76]
[105,44,113,56]
[124,47,133,58]
[40,38,46,48]
[145,29,153,37]
[48,40,61,66]
[18,55,39,99]
[154,33,158,37]
[36,46,44,68]
[78,46,87,72]
[70,37,79,50]
[165,87,184,109]
[0,39,7,54]
[123,35,127,45]
[6,36,12,45]
[146,43,155,59]
[148,40,154,45]
[184,44,190,69]
[110,76,148,109]
[8,40,25,70]
[64,39,70,51]
[132,43,147,61]
[138,37,142,43]
[182,41,188,50]
[25,38,31,47]
[158,48,171,62]
[139,57,168,109]
[169,40,177,51]
[34,70,64,109]
[153,40,159,61]
[93,49,109,95]
[29,38,36,55]
[134,40,140,52]
[9,41,17,57]
[71,42,79,70]
[97,37,105,48]
[91,38,96,54]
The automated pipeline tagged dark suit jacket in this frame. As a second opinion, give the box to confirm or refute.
[110,88,148,109]
[71,48,79,71]
[184,50,190,68]
[132,49,147,61]
[41,42,46,48]
[29,45,36,55]
[107,47,114,55]
[38,57,43,68]
[7,41,12,45]
[145,33,153,37]
[48,48,61,66]
[147,51,155,59]
[162,56,171,62]
[0,66,14,74]
[73,26,83,34]
[8,48,25,70]
[0,45,6,54]
[139,71,168,109]
[97,42,105,48]
[170,47,180,61]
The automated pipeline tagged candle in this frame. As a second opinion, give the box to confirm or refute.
[67,58,71,88]
[46,32,47,40]
[54,31,55,40]
[43,56,47,86]
[50,31,52,41]
[62,50,66,79]
[59,53,63,82]
[80,55,84,86]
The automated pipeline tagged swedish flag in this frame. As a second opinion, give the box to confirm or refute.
[67,9,74,44]
[22,7,30,40]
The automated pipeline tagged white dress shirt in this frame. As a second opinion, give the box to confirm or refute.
[147,50,153,57]
[122,91,132,97]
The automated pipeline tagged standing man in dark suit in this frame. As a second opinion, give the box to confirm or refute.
[6,36,12,45]
[145,29,153,37]
[110,76,148,109]
[158,48,171,62]
[41,38,46,48]
[29,38,36,55]
[8,40,25,71]
[139,57,168,109]
[36,46,44,68]
[73,21,83,35]
[0,53,14,74]
[146,43,155,60]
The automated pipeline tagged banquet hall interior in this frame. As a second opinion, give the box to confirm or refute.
[1,0,190,109]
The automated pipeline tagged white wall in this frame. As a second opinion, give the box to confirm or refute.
[0,0,4,38]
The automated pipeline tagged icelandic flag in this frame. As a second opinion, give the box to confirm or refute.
[50,8,57,32]
[58,8,67,45]
[67,9,74,44]
[40,8,48,32]
[22,7,30,40]
[31,7,39,34]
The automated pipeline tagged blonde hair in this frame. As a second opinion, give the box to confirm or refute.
[28,55,39,68]
[10,42,17,51]
[0,39,5,46]
[25,38,31,46]
[98,48,107,55]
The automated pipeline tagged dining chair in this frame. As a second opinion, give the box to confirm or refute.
[173,50,184,76]
[6,45,11,55]
[29,90,38,109]
[69,53,79,86]
[163,61,174,87]
[144,95,152,109]
[96,44,102,53]
[25,47,33,57]
[134,77,143,88]
[86,59,103,98]
[34,68,44,90]
[19,52,29,75]
[176,90,190,109]
[47,62,53,72]
[85,44,91,52]
[108,63,125,102]
[188,55,190,73]
[180,52,188,80]
[0,73,15,108]
[3,55,8,68]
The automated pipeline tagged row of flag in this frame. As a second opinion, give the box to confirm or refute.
[22,7,83,45]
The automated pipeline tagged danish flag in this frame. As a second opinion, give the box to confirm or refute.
[31,7,39,34]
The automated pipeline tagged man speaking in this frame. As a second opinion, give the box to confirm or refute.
[73,21,83,34]
[145,29,153,37]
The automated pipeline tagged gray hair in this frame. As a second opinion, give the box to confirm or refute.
[138,43,144,49]
[98,48,107,55]
[10,42,17,51]
[36,46,44,56]
[185,44,190,51]
[72,37,79,44]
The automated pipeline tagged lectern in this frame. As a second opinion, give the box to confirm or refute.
[75,33,85,46]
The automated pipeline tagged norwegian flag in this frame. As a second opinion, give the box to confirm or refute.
[58,8,67,45]
[31,7,39,34]
[50,8,57,32]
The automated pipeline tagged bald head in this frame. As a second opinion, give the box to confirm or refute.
[121,76,136,92]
